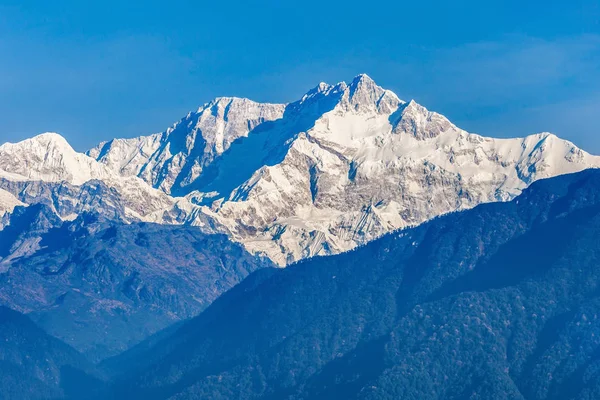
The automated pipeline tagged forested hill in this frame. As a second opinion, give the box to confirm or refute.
[0,306,99,400]
[106,169,600,399]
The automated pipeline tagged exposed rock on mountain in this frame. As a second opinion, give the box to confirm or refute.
[88,98,286,195]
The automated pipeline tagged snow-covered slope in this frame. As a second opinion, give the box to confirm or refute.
[0,133,111,184]
[0,133,200,226]
[0,188,23,229]
[88,98,286,195]
[0,189,23,214]
[3,75,600,265]
[176,75,600,264]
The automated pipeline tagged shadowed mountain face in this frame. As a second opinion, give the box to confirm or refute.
[101,170,600,399]
[0,210,274,361]
[0,306,99,400]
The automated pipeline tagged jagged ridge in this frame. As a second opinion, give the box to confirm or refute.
[92,74,599,264]
[2,74,599,265]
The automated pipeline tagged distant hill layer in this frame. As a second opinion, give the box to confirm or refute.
[0,209,273,361]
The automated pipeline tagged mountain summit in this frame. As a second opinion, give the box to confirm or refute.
[2,75,599,265]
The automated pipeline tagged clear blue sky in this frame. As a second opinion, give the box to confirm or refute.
[1,0,599,152]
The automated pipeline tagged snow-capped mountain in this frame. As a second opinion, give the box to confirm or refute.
[0,132,114,184]
[0,132,200,227]
[2,74,600,265]
[88,98,286,195]
[88,74,600,264]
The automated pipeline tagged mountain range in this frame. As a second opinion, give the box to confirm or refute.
[1,74,599,266]
[3,168,600,400]
[1,74,600,399]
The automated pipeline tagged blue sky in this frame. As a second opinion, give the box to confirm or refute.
[0,0,599,152]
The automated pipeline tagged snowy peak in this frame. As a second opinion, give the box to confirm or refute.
[351,72,374,84]
[89,97,286,194]
[11,132,74,155]
[297,74,400,116]
[300,81,339,103]
[348,74,386,104]
[348,73,379,94]
[391,100,458,140]
[26,132,70,146]
[337,74,402,114]
[0,132,111,185]
[511,132,592,183]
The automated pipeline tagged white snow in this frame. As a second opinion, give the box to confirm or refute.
[0,188,24,217]
[87,97,286,194]
[0,132,194,226]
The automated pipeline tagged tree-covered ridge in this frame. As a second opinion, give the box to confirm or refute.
[0,208,273,361]
[0,306,99,400]
[107,169,600,399]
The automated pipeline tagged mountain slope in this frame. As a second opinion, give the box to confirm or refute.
[0,306,98,400]
[88,98,286,195]
[107,170,600,399]
[0,133,110,184]
[0,189,23,217]
[89,74,600,265]
[0,208,273,361]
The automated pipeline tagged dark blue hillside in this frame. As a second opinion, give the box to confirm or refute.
[107,169,600,400]
[0,306,101,400]
[0,210,274,361]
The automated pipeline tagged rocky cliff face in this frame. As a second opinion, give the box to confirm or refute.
[3,74,600,265]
